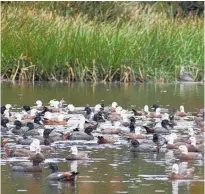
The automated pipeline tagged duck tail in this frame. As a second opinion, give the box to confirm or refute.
[132,109,137,116]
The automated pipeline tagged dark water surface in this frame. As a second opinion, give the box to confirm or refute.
[1,82,204,194]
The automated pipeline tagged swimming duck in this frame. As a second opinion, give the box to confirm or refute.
[178,145,203,160]
[47,163,79,181]
[11,120,29,135]
[12,145,45,172]
[66,146,89,160]
[146,108,162,118]
[143,120,170,134]
[165,134,178,149]
[97,136,115,144]
[175,105,187,117]
[33,116,44,128]
[68,130,94,141]
[43,112,67,125]
[168,163,194,180]
[179,65,194,82]
[130,139,159,152]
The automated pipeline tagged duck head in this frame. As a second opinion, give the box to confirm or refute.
[172,164,179,174]
[53,101,60,108]
[161,119,169,129]
[1,106,6,114]
[1,118,9,127]
[169,114,174,121]
[188,128,194,136]
[70,146,78,155]
[49,100,55,107]
[48,162,59,173]
[189,136,196,146]
[34,116,44,125]
[144,105,149,113]
[5,104,12,110]
[155,108,161,115]
[85,107,92,115]
[36,100,43,108]
[23,105,31,112]
[84,127,93,135]
[67,104,75,112]
[94,104,101,112]
[111,102,118,109]
[26,122,34,130]
[178,145,188,155]
[180,105,185,113]
[162,113,169,120]
[15,113,22,121]
[43,128,54,138]
[44,112,52,120]
[30,109,37,117]
[153,134,159,143]
[97,136,106,144]
[131,139,139,147]
[116,106,123,114]
[57,114,64,121]
[14,120,22,129]
[152,104,159,111]
[100,100,105,109]
[30,139,41,152]
[165,134,174,144]
[135,127,141,135]
[129,116,136,123]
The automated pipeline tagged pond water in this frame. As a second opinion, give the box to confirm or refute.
[1,82,204,194]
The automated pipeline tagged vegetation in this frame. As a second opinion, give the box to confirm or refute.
[1,2,204,82]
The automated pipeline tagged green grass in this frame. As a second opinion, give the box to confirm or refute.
[1,3,204,82]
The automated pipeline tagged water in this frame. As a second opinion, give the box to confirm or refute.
[1,82,204,194]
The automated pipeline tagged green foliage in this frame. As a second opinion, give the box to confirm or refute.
[1,2,204,82]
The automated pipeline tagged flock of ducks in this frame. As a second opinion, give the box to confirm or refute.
[1,99,204,182]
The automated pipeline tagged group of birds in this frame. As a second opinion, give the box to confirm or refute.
[1,98,204,182]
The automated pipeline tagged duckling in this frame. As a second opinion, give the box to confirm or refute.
[66,146,89,160]
[130,139,159,152]
[179,65,194,82]
[178,145,203,160]
[168,163,195,180]
[175,105,187,117]
[47,163,79,181]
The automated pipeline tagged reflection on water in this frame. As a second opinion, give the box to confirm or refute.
[1,82,204,111]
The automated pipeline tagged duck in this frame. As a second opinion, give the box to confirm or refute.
[23,108,38,119]
[130,139,159,152]
[93,109,106,122]
[178,145,203,160]
[168,163,195,180]
[152,104,169,114]
[146,108,162,118]
[12,146,45,172]
[186,137,200,152]
[179,65,194,82]
[68,130,94,141]
[66,146,89,160]
[165,134,178,149]
[47,163,79,181]
[143,120,170,134]
[36,100,43,110]
[43,112,67,125]
[4,139,41,157]
[97,136,115,144]
[23,122,40,136]
[33,116,44,128]
[101,121,122,135]
[175,105,187,117]
[11,120,30,135]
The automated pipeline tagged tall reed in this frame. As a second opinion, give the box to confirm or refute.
[1,3,204,82]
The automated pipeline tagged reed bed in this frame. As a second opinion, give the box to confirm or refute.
[1,3,204,82]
